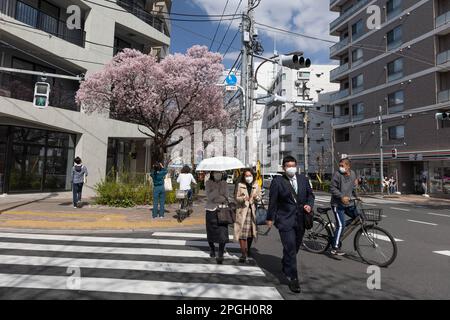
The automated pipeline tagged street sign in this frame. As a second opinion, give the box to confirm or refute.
[225,73,237,86]
[225,85,238,91]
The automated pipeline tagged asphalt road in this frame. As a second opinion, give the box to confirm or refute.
[0,190,448,300]
[251,192,450,299]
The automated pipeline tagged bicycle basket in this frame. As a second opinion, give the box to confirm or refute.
[360,208,382,222]
[176,190,187,199]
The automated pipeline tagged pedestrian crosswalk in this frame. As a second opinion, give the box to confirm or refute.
[0,231,283,300]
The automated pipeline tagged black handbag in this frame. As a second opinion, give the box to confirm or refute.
[217,196,236,225]
[282,176,314,230]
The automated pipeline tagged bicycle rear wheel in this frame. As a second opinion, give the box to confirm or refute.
[354,225,397,267]
[302,217,331,254]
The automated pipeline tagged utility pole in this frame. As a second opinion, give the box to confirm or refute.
[303,108,309,176]
[379,105,384,194]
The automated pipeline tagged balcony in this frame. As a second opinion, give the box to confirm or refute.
[330,37,349,56]
[0,0,86,47]
[0,72,79,111]
[438,89,450,103]
[436,11,450,29]
[330,88,350,101]
[330,62,349,80]
[333,115,351,125]
[280,141,293,152]
[280,126,293,136]
[437,50,450,65]
[116,0,169,37]
[330,0,370,31]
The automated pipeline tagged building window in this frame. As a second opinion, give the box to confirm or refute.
[388,90,404,113]
[351,74,364,93]
[298,71,310,79]
[388,125,405,140]
[386,0,402,20]
[387,58,403,82]
[352,102,364,120]
[351,48,363,66]
[335,128,350,142]
[114,37,132,55]
[387,26,402,50]
[298,137,304,144]
[282,73,287,80]
[352,20,364,41]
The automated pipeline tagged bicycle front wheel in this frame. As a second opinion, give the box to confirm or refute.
[302,217,331,254]
[354,225,397,267]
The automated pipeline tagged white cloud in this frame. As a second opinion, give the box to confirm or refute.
[191,0,339,56]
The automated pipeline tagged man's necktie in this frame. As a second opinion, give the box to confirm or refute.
[291,179,298,194]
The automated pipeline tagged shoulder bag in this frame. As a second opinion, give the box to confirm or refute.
[217,195,236,225]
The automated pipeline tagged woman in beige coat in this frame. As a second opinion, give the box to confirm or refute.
[234,169,262,263]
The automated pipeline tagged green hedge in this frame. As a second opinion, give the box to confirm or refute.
[311,180,331,193]
[94,169,177,208]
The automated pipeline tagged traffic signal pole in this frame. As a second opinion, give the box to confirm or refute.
[379,105,384,194]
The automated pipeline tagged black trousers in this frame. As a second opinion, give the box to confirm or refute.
[279,222,305,280]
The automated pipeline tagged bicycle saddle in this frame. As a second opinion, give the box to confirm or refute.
[317,207,331,214]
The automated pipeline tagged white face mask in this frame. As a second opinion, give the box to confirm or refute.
[285,167,297,177]
[339,167,346,174]
[245,176,254,184]
[213,173,222,181]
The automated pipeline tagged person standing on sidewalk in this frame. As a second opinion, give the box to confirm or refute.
[71,157,88,208]
[205,171,229,264]
[330,158,359,256]
[177,165,197,203]
[234,169,261,263]
[266,156,315,294]
[151,162,168,219]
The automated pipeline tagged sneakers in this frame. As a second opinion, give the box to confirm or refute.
[331,248,346,256]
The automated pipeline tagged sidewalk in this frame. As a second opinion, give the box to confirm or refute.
[0,192,207,232]
[364,193,450,208]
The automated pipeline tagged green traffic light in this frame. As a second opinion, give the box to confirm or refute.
[35,96,47,107]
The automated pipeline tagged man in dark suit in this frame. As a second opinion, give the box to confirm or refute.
[266,156,315,293]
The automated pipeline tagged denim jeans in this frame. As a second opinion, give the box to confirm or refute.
[152,185,166,217]
[332,204,359,249]
[73,183,83,207]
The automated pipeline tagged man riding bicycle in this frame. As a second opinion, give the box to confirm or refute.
[330,158,360,256]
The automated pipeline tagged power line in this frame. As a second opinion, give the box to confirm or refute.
[222,29,241,60]
[209,0,230,50]
[255,22,446,72]
[217,0,243,53]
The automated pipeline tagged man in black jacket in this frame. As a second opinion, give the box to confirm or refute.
[266,156,315,293]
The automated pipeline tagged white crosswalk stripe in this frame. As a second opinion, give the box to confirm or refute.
[0,232,283,300]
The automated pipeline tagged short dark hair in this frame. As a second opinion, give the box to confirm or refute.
[282,156,297,167]
[74,157,82,164]
[181,165,191,174]
[240,168,255,183]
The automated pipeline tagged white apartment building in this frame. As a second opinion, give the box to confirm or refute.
[0,0,171,195]
[254,62,338,176]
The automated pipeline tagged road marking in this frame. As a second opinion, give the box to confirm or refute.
[0,232,240,249]
[363,203,377,207]
[390,207,410,212]
[0,254,264,276]
[152,232,210,239]
[382,215,388,218]
[0,242,239,259]
[427,212,450,218]
[433,251,450,257]
[0,273,283,300]
[368,233,404,242]
[315,200,329,203]
[407,220,437,226]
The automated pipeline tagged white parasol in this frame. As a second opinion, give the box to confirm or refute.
[196,156,245,172]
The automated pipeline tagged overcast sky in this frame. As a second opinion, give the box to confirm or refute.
[170,0,339,68]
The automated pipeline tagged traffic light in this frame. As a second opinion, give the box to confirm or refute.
[279,53,311,70]
[435,112,450,120]
[33,82,50,109]
[392,148,398,159]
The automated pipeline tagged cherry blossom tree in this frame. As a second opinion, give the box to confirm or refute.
[76,45,232,163]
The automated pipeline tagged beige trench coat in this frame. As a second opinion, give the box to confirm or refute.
[233,182,262,242]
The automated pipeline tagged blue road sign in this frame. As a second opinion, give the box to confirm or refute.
[225,73,237,86]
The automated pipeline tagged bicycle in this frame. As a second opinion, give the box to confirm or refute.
[175,190,193,223]
[302,199,397,267]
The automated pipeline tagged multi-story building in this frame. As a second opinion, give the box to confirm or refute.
[329,0,450,197]
[0,0,171,195]
[255,62,338,175]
